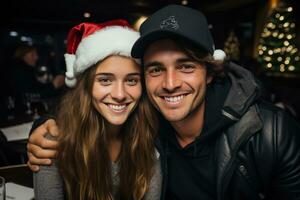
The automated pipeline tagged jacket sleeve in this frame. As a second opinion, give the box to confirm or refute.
[272,110,300,199]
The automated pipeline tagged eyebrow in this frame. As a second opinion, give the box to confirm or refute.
[95,72,141,76]
[144,61,162,69]
[144,57,195,69]
[176,57,195,64]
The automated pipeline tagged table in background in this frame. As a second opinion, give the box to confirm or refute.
[0,164,33,188]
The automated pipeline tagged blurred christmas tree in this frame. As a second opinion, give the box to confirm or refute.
[224,30,240,62]
[257,2,300,76]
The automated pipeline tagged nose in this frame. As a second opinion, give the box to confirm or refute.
[162,69,182,92]
[111,82,126,102]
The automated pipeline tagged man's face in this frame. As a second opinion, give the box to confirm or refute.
[143,39,212,122]
[24,50,39,67]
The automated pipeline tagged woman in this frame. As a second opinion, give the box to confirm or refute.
[34,20,162,200]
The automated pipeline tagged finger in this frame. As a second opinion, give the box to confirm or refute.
[29,122,48,144]
[27,161,40,172]
[27,152,52,166]
[29,135,58,150]
[46,119,60,137]
[28,126,58,149]
[27,143,57,159]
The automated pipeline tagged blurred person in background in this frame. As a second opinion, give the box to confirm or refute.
[10,44,65,117]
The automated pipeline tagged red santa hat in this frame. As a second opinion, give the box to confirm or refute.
[64,19,140,87]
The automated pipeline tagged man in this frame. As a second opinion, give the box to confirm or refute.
[27,4,300,199]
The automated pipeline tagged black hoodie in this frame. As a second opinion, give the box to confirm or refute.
[161,76,235,200]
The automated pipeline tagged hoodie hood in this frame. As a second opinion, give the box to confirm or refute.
[222,62,261,120]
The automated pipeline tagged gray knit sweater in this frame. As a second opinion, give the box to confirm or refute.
[34,152,162,200]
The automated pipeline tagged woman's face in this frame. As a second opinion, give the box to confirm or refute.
[92,55,142,126]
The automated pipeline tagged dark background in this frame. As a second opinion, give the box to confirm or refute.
[0,0,300,167]
[1,0,300,118]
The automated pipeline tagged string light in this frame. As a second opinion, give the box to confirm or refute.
[265,56,272,61]
[288,66,295,71]
[278,33,284,39]
[284,41,289,46]
[267,63,272,68]
[291,48,298,54]
[283,22,289,27]
[287,7,293,12]
[267,23,273,28]
[272,32,278,37]
[280,64,285,72]
[286,46,293,52]
[290,23,295,28]
[274,48,281,53]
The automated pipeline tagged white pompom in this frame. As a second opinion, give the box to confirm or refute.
[213,49,226,61]
[64,54,77,87]
[65,76,77,88]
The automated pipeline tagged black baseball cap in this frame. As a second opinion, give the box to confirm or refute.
[131,4,215,58]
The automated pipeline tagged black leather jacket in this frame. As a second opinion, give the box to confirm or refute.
[155,62,300,200]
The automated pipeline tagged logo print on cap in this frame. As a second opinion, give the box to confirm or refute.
[160,16,179,30]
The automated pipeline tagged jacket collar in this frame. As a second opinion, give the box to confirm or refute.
[222,62,261,120]
[215,62,263,199]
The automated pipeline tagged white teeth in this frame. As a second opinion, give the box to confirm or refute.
[164,95,184,103]
[108,104,126,111]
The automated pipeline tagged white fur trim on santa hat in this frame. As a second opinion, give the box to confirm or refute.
[213,49,226,61]
[74,26,140,74]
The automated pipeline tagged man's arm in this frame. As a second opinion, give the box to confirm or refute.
[27,119,59,172]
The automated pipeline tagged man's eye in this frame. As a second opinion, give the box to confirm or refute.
[126,78,138,86]
[147,67,162,76]
[178,64,195,73]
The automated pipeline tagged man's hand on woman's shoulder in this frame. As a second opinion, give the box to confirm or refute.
[27,119,59,172]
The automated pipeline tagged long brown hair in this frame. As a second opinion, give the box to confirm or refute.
[56,59,158,200]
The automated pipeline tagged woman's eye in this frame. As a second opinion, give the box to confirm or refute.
[126,78,138,86]
[98,78,112,86]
